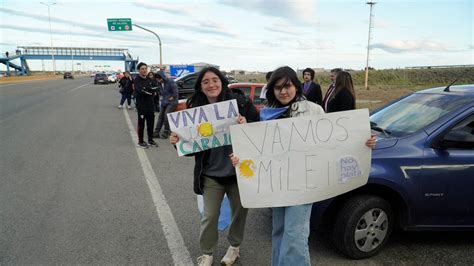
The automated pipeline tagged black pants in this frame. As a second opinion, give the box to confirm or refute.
[137,111,155,143]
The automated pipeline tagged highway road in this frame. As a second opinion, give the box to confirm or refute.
[1,77,472,265]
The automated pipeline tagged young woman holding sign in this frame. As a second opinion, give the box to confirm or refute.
[230,66,376,266]
[169,67,259,266]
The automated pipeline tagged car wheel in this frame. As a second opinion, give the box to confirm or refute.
[333,195,393,259]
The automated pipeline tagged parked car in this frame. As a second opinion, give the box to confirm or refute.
[63,72,74,79]
[175,72,198,99]
[310,84,474,259]
[107,74,117,83]
[174,82,266,112]
[228,83,265,111]
[93,73,109,84]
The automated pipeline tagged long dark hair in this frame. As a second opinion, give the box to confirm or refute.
[334,71,356,106]
[187,67,230,108]
[265,66,303,107]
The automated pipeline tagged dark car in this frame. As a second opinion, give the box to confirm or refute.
[175,72,198,99]
[311,84,474,259]
[94,73,109,84]
[63,72,74,79]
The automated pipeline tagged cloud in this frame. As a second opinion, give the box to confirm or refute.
[1,7,235,38]
[219,0,315,24]
[264,21,300,35]
[371,40,455,53]
[0,24,186,46]
[0,7,103,31]
[136,19,236,37]
[134,1,192,15]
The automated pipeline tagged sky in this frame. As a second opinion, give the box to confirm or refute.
[0,0,473,72]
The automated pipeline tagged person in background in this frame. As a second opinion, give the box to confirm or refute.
[322,68,342,112]
[153,70,178,139]
[324,70,356,113]
[302,67,322,106]
[259,71,273,100]
[134,62,158,148]
[169,67,259,266]
[230,66,375,266]
[118,71,134,110]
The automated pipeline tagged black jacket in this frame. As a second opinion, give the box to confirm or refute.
[119,76,133,94]
[326,88,355,113]
[304,81,323,106]
[134,75,156,113]
[189,90,259,194]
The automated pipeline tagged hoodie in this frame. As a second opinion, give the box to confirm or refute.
[156,70,179,106]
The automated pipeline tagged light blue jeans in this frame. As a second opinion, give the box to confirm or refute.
[272,203,313,266]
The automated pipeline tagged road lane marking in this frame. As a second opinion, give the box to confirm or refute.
[123,108,193,265]
[68,83,89,92]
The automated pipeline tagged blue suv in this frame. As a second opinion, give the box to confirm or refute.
[311,84,474,259]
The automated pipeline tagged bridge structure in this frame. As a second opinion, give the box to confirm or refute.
[0,46,138,76]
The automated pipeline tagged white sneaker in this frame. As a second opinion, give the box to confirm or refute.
[221,246,239,265]
[118,105,123,109]
[127,106,133,110]
[197,254,213,266]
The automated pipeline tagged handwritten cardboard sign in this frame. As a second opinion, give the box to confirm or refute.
[230,109,371,208]
[167,99,239,156]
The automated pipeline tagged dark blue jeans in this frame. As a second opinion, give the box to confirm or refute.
[155,103,177,135]
[119,93,132,106]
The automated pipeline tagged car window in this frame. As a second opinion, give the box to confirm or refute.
[253,86,263,104]
[443,114,474,149]
[184,77,196,87]
[370,94,473,137]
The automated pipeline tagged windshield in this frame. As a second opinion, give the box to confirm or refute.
[370,93,470,137]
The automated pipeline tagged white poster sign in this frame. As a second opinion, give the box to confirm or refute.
[230,109,372,208]
[167,99,239,156]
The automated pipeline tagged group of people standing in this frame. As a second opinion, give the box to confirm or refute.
[168,66,375,266]
[117,62,179,148]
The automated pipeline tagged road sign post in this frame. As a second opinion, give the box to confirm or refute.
[107,18,132,31]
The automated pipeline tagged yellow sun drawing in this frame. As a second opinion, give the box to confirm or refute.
[239,159,256,179]
[197,122,214,137]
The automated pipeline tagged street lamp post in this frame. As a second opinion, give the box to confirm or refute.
[133,24,162,67]
[364,1,376,90]
[40,1,57,75]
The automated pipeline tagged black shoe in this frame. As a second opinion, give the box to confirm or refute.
[152,131,160,138]
[160,133,169,139]
[148,140,158,147]
[137,142,149,148]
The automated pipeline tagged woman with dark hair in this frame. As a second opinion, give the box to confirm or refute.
[302,67,323,106]
[231,66,375,266]
[325,71,356,113]
[169,67,259,266]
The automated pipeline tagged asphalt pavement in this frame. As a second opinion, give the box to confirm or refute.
[1,77,473,265]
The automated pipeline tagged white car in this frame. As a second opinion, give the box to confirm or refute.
[107,74,117,83]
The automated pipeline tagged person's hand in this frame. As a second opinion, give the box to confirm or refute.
[169,132,179,145]
[365,135,376,149]
[229,153,240,167]
[237,115,247,124]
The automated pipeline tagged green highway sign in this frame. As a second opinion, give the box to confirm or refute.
[107,18,132,31]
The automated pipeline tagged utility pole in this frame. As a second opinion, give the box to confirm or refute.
[365,1,376,90]
[40,1,57,75]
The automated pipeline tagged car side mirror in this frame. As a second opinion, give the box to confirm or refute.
[439,128,474,149]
